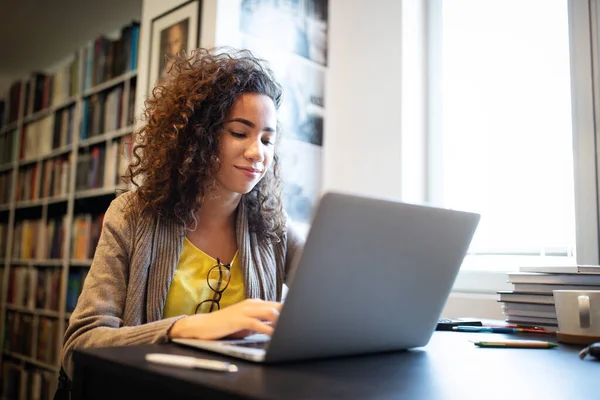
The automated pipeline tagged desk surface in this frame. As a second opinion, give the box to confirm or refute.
[73,331,598,400]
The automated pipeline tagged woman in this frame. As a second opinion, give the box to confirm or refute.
[59,47,305,381]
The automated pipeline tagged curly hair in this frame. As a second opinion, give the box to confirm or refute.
[123,47,286,242]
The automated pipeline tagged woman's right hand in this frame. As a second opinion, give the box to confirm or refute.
[167,298,282,340]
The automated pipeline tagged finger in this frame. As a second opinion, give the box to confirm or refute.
[245,305,281,323]
[244,299,283,311]
[245,318,275,336]
[223,329,254,339]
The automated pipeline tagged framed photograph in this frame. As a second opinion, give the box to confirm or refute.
[148,0,202,93]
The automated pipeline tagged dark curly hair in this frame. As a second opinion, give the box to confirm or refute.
[124,47,286,242]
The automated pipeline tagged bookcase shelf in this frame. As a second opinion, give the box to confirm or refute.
[15,199,45,209]
[74,185,128,200]
[16,144,72,168]
[9,259,63,267]
[3,350,59,372]
[69,260,93,267]
[21,96,78,127]
[23,107,54,125]
[0,19,140,399]
[0,163,12,173]
[79,125,133,148]
[82,69,138,98]
[5,304,61,318]
[0,121,18,135]
[14,195,70,210]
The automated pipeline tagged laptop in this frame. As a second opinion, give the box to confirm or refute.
[172,190,480,362]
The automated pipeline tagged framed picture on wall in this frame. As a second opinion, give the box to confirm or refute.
[148,0,202,93]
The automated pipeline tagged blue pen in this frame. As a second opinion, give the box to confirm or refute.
[452,326,521,333]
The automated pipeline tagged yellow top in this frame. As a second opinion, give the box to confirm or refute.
[163,237,245,318]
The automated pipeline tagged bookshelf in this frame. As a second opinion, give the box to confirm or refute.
[0,21,140,399]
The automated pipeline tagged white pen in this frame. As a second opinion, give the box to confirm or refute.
[145,353,238,372]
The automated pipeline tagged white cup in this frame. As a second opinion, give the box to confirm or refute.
[553,290,600,337]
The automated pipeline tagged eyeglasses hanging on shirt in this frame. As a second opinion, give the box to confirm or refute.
[195,257,232,314]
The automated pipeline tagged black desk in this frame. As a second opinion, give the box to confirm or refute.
[72,331,598,399]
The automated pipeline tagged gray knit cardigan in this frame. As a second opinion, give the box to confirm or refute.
[60,191,304,378]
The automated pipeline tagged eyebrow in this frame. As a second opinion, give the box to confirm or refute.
[226,118,276,133]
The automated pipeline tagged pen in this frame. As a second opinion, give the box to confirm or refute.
[473,340,558,349]
[490,324,554,332]
[454,326,519,333]
[452,326,552,334]
[145,353,238,372]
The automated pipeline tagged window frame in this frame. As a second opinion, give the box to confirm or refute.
[423,0,600,294]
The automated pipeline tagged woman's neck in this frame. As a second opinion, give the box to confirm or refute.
[192,191,241,231]
[186,191,241,262]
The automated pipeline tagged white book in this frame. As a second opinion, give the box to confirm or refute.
[519,265,600,274]
[502,307,557,319]
[512,282,600,293]
[497,291,554,304]
[103,140,119,187]
[30,370,42,400]
[507,272,600,285]
[505,315,558,326]
[498,301,556,312]
[27,268,37,309]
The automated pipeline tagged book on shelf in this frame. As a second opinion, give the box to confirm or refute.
[519,265,600,274]
[1,358,57,398]
[71,213,105,260]
[6,266,61,311]
[0,99,5,130]
[507,272,600,285]
[66,269,89,312]
[52,105,75,148]
[0,172,11,204]
[0,129,16,165]
[24,72,52,116]
[1,363,24,399]
[497,291,555,304]
[8,80,22,123]
[20,114,55,161]
[36,317,60,364]
[81,84,124,140]
[0,223,7,258]
[82,20,140,91]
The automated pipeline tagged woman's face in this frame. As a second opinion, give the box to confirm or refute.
[214,93,277,196]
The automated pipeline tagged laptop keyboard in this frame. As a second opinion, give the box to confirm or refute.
[228,341,269,349]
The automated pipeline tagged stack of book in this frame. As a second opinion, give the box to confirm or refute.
[498,265,600,330]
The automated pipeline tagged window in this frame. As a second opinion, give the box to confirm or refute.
[428,0,578,289]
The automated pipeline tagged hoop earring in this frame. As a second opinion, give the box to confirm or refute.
[206,178,221,200]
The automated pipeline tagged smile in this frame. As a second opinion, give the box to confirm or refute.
[235,166,262,179]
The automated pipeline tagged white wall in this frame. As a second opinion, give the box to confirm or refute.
[324,0,404,201]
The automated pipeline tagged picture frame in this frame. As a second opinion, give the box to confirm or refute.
[148,0,202,93]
